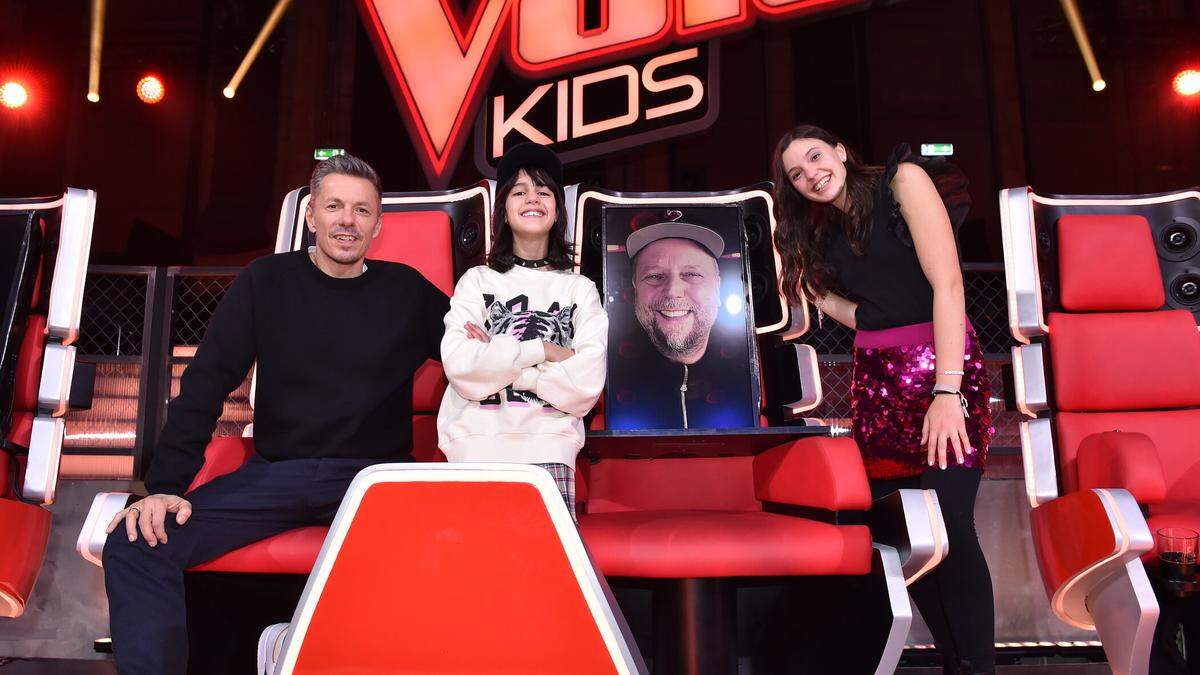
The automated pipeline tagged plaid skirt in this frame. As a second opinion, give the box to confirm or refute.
[534,462,576,521]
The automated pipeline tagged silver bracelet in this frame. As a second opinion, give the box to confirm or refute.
[941,369,965,376]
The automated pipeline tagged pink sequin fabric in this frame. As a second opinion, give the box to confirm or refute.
[851,321,993,479]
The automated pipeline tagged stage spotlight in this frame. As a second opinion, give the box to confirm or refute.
[137,75,165,104]
[1059,0,1106,93]
[88,0,106,103]
[1174,69,1200,97]
[223,0,293,100]
[0,81,28,109]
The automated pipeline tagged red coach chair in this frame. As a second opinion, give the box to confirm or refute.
[77,183,488,570]
[1002,186,1200,675]
[568,186,949,675]
[1,189,96,617]
[255,464,645,675]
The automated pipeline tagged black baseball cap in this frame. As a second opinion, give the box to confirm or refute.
[496,142,563,188]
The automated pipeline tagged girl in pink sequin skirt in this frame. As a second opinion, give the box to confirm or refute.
[771,124,996,674]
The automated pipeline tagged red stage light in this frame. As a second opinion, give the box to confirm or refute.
[136,75,165,104]
[1174,69,1200,97]
[0,81,29,109]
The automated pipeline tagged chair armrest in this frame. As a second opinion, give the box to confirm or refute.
[76,492,135,567]
[868,488,949,586]
[76,438,254,566]
[752,436,871,511]
[782,344,823,417]
[258,623,290,675]
[1030,488,1153,629]
[22,417,63,505]
[186,436,256,493]
[1076,431,1166,505]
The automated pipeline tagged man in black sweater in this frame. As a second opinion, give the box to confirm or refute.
[101,155,449,674]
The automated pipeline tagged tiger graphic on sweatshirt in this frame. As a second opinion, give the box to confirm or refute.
[481,293,576,407]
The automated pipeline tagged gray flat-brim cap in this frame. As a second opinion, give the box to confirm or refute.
[626,221,725,259]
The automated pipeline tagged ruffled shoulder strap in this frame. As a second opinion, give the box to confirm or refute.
[882,143,972,247]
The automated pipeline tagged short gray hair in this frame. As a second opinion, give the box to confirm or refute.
[309,154,382,203]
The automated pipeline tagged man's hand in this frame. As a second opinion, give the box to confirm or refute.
[464,322,491,342]
[543,343,575,362]
[106,494,194,547]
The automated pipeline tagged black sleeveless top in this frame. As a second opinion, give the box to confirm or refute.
[823,144,967,331]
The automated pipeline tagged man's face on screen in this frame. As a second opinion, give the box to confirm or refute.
[633,238,720,365]
[305,173,381,271]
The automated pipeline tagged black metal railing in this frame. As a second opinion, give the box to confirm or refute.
[64,266,159,462]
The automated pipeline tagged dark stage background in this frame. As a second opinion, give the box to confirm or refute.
[1,0,1198,266]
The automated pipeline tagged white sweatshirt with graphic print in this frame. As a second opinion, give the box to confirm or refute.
[437,264,608,469]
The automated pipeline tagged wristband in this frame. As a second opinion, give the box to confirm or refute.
[932,388,970,418]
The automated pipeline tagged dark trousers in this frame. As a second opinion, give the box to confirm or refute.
[872,466,996,675]
[102,454,377,675]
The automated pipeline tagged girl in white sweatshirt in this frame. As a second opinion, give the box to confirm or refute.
[437,143,608,519]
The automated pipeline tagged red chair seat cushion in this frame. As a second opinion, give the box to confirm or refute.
[0,498,51,615]
[191,526,328,574]
[578,510,871,578]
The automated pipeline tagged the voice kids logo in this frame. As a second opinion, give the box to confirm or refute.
[358,0,872,188]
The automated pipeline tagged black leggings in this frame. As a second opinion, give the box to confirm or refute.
[872,466,996,675]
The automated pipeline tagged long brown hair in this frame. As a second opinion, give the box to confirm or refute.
[771,124,883,306]
[487,165,574,273]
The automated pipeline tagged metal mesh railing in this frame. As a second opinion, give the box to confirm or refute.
[64,267,156,453]
[75,269,152,356]
[794,264,1014,356]
[170,272,238,347]
[963,263,1013,356]
[161,269,251,439]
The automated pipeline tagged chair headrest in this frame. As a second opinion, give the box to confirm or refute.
[1057,214,1164,311]
[367,211,455,296]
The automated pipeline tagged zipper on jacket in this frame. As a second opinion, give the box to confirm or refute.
[680,364,689,429]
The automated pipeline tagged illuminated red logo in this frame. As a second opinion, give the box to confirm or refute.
[357,0,869,188]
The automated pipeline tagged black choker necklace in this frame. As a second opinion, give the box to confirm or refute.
[512,255,551,269]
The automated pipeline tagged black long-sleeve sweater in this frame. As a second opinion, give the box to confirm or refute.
[145,251,449,496]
